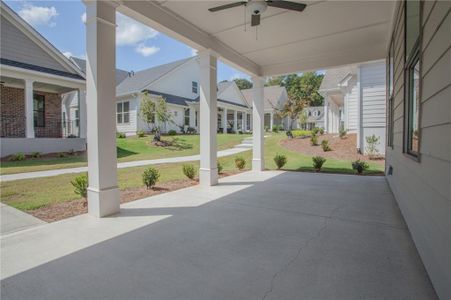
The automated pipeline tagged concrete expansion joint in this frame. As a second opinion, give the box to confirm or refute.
[261,203,346,300]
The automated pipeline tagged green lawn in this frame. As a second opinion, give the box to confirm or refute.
[0,134,249,175]
[1,133,384,212]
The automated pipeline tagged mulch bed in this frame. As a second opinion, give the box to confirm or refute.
[280,133,385,165]
[28,171,241,223]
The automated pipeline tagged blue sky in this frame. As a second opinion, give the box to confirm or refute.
[5,0,250,82]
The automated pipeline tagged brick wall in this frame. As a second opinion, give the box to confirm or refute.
[0,85,62,138]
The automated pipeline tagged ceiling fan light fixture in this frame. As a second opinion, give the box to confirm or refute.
[247,0,267,15]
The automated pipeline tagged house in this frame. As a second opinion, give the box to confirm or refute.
[71,56,252,135]
[298,106,325,130]
[241,85,289,130]
[0,2,86,157]
[319,60,386,154]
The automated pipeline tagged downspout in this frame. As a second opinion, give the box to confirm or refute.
[357,67,363,153]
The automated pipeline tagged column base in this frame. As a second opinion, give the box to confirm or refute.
[199,167,218,186]
[87,186,120,217]
[252,158,265,171]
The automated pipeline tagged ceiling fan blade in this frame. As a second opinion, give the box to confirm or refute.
[266,0,306,12]
[208,2,246,12]
[251,14,260,26]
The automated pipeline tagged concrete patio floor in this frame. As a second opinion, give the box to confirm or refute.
[1,171,437,299]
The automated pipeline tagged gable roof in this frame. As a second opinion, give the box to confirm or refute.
[241,86,287,110]
[319,65,357,91]
[71,57,129,85]
[0,1,84,80]
[218,81,232,94]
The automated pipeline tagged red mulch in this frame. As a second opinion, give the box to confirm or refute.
[28,171,242,223]
[280,133,385,165]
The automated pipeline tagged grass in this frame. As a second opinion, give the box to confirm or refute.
[0,133,383,212]
[0,133,249,175]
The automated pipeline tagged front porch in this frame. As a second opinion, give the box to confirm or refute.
[0,171,436,299]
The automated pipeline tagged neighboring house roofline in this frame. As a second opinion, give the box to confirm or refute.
[0,1,85,79]
[217,80,251,108]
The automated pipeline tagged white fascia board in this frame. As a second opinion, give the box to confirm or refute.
[0,64,85,89]
[117,1,260,76]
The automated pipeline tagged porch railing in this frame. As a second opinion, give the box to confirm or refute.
[0,115,80,138]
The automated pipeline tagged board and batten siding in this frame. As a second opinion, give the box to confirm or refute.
[0,17,68,72]
[385,1,451,299]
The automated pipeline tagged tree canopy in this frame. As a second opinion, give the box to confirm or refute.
[233,78,253,90]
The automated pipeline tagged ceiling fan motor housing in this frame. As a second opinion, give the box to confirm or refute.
[247,0,267,15]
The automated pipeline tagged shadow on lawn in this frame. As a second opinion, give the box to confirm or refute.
[117,147,139,159]
[162,138,193,151]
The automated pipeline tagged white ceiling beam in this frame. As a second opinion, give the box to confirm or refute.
[117,1,261,76]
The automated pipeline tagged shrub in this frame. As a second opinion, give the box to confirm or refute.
[352,159,369,174]
[137,130,145,138]
[142,167,160,189]
[312,127,320,135]
[339,125,347,139]
[291,130,312,138]
[264,126,270,132]
[117,132,126,138]
[31,152,41,158]
[235,157,246,170]
[68,149,75,156]
[312,156,326,172]
[238,130,243,134]
[182,164,196,180]
[217,162,223,174]
[319,128,325,135]
[273,153,287,169]
[9,152,25,161]
[321,139,332,152]
[71,174,88,198]
[310,134,319,146]
[365,135,380,159]
[186,127,196,134]
[58,152,66,158]
[168,129,177,136]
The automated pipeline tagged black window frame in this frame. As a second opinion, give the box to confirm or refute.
[33,94,45,128]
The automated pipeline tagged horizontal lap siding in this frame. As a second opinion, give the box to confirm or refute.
[116,98,138,135]
[345,78,359,131]
[385,1,451,299]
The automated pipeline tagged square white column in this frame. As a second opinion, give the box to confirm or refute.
[85,0,120,217]
[242,112,246,132]
[233,110,238,132]
[222,108,227,134]
[198,50,218,186]
[78,88,87,139]
[189,106,196,129]
[270,112,274,130]
[24,79,34,138]
[252,76,265,171]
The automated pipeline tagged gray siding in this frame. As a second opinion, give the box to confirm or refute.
[385,1,451,299]
[0,17,67,72]
[361,62,386,128]
[345,77,359,131]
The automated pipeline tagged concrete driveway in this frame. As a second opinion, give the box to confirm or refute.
[1,171,437,299]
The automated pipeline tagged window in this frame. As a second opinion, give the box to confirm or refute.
[62,112,66,128]
[404,0,421,156]
[195,111,198,127]
[117,101,130,124]
[192,81,198,94]
[75,109,80,127]
[33,94,45,127]
[184,108,190,126]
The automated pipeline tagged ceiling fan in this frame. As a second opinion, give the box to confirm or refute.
[208,0,306,27]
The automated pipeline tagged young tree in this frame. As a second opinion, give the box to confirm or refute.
[233,78,253,90]
[276,97,307,130]
[139,93,172,142]
[155,96,172,140]
[139,91,156,132]
[299,110,308,130]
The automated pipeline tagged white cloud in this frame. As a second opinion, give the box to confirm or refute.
[62,51,73,58]
[230,73,242,81]
[116,13,158,46]
[81,12,86,24]
[135,44,160,57]
[190,48,198,57]
[19,4,58,27]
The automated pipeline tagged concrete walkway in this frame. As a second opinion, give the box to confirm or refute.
[0,203,45,236]
[0,139,253,182]
[1,171,437,299]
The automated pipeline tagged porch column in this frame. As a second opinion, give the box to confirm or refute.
[85,0,120,217]
[222,108,227,134]
[78,88,87,139]
[242,112,246,132]
[252,76,265,171]
[324,99,329,133]
[270,112,274,130]
[199,50,218,186]
[24,79,34,138]
[233,110,238,132]
[189,106,196,128]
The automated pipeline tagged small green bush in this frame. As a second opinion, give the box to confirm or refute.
[68,149,75,156]
[321,139,332,152]
[168,129,177,136]
[319,128,325,135]
[137,130,145,138]
[291,130,312,138]
[310,134,319,146]
[273,153,287,169]
[235,157,246,170]
[365,135,380,159]
[117,132,126,138]
[31,152,41,158]
[9,152,25,161]
[312,127,320,135]
[272,126,279,133]
[142,167,160,189]
[352,159,369,174]
[238,130,243,134]
[182,164,196,180]
[339,125,347,139]
[312,156,326,172]
[186,127,196,134]
[264,126,270,132]
[58,152,66,158]
[71,174,88,198]
[217,162,223,174]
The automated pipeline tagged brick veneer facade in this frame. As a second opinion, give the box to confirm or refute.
[0,85,62,138]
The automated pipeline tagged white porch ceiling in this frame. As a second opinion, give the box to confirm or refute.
[118,0,395,76]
